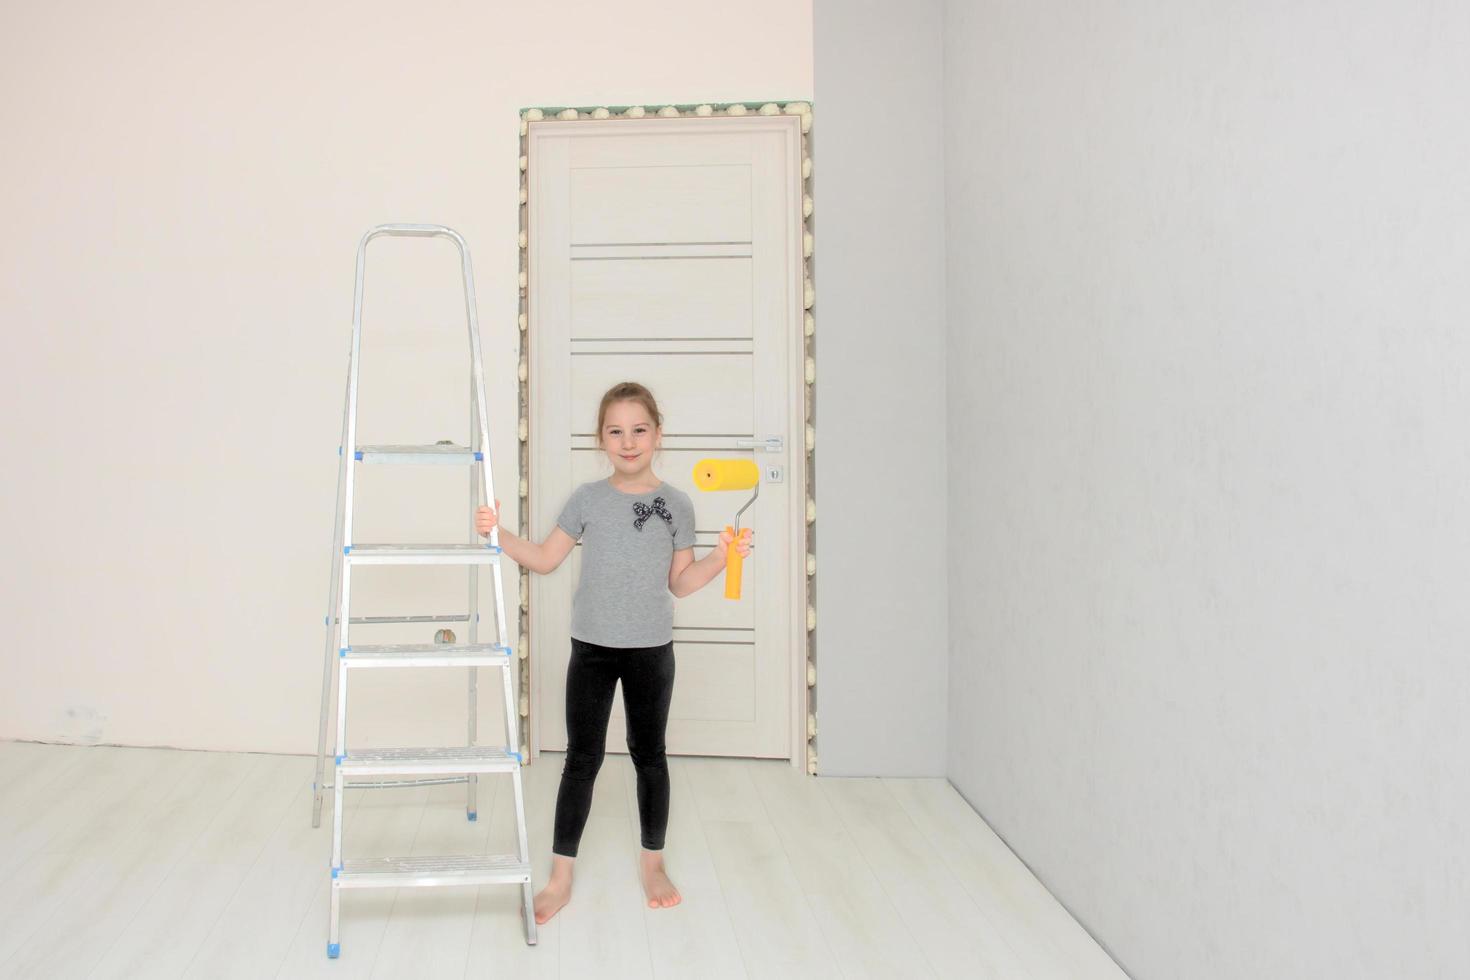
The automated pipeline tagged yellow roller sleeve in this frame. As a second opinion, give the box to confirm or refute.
[692,458,760,492]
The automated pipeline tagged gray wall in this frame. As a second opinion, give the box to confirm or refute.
[812,0,949,776]
[944,2,1470,978]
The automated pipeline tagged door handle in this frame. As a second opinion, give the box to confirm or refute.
[734,437,783,452]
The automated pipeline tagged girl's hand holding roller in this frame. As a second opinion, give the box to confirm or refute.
[717,527,753,559]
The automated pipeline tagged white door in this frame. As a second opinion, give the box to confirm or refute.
[527,115,804,759]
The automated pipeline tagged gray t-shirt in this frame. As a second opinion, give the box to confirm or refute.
[556,478,697,648]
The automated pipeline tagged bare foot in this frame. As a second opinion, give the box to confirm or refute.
[534,856,574,924]
[639,849,682,910]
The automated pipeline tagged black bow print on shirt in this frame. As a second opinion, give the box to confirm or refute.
[632,497,674,532]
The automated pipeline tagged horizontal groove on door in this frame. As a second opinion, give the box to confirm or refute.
[570,350,753,356]
[571,242,752,259]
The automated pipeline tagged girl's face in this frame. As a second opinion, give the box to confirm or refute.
[600,400,660,478]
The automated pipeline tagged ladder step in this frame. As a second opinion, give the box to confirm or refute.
[342,642,512,669]
[344,544,501,566]
[354,443,481,465]
[337,854,531,889]
[331,614,471,626]
[338,746,521,776]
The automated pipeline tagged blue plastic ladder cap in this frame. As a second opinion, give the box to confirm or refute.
[343,545,351,555]
[335,754,344,765]
[339,647,348,658]
[474,451,483,461]
[328,942,340,959]
[467,811,477,822]
[354,451,363,460]
[331,865,341,879]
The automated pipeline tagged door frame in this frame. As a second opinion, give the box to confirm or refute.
[516,103,816,772]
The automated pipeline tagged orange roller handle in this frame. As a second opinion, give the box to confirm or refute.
[724,526,751,600]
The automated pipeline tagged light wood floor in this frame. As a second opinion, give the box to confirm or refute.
[0,740,1126,979]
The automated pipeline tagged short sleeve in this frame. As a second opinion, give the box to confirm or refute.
[556,485,587,540]
[670,489,696,550]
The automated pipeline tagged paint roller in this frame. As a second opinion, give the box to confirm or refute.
[692,458,758,600]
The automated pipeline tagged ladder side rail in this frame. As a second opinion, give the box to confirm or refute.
[341,230,374,550]
[312,367,353,827]
[467,370,481,818]
[329,230,372,956]
[453,234,519,762]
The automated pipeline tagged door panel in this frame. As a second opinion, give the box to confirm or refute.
[570,256,753,340]
[571,165,752,244]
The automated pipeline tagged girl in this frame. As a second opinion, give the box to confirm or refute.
[474,381,753,923]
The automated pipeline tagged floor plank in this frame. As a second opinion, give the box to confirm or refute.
[4,750,275,979]
[750,762,934,979]
[820,776,1032,978]
[688,757,839,979]
[886,778,1129,980]
[0,748,209,975]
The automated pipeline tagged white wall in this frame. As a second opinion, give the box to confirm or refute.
[811,0,949,776]
[0,0,813,754]
[944,2,1470,978]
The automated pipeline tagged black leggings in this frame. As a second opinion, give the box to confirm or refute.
[552,637,675,857]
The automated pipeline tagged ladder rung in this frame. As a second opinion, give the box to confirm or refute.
[338,746,521,776]
[321,776,471,791]
[336,854,531,889]
[354,444,482,465]
[345,544,502,566]
[342,642,512,668]
[331,614,472,626]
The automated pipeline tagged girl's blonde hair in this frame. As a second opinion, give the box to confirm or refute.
[595,382,663,445]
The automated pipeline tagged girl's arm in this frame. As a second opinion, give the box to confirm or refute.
[669,528,752,598]
[476,501,576,575]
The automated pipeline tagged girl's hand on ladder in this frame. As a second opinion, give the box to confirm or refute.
[475,500,501,538]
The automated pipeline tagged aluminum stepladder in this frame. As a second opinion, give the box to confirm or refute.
[311,223,536,957]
